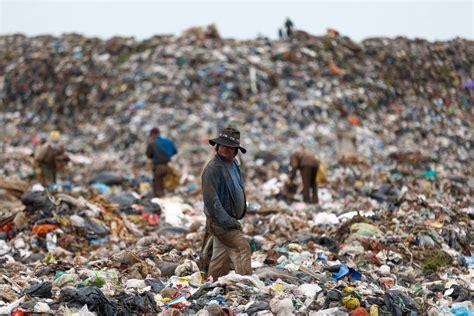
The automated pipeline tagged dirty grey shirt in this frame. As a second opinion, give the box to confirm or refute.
[223,160,246,219]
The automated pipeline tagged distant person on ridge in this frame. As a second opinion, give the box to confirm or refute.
[285,18,294,37]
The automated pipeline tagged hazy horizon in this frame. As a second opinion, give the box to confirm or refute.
[1,0,473,43]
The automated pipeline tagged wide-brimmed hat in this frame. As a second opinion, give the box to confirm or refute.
[209,127,247,153]
[49,130,61,142]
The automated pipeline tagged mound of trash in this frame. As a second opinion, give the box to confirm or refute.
[0,28,472,315]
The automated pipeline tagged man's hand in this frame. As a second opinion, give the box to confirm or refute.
[224,220,242,231]
[235,222,242,231]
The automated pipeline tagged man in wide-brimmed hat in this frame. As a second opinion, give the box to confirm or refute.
[200,127,251,279]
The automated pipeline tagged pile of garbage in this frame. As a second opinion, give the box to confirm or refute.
[0,27,473,315]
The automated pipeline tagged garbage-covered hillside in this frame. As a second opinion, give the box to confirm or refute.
[0,27,473,315]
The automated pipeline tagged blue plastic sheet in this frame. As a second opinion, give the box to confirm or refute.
[462,256,474,265]
[332,265,363,281]
[451,306,474,316]
[93,182,109,194]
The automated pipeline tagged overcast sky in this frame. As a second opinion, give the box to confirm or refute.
[0,0,472,42]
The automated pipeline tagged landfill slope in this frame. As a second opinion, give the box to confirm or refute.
[0,31,473,315]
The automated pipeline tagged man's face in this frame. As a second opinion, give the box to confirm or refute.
[217,145,237,162]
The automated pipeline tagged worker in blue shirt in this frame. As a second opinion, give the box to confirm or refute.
[146,127,177,197]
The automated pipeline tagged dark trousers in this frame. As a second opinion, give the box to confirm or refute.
[301,166,319,204]
[202,220,252,280]
[40,164,56,185]
[152,164,170,197]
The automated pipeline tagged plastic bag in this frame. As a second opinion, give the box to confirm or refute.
[63,305,95,316]
[164,166,181,191]
[60,286,119,316]
[21,281,52,298]
[316,162,327,184]
[383,290,419,316]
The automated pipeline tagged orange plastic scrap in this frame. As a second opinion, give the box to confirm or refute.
[32,224,58,235]
[200,136,210,144]
[349,307,369,316]
[329,64,344,76]
[348,115,361,126]
[142,213,159,225]
[327,28,340,37]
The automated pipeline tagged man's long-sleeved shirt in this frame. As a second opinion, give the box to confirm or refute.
[202,154,246,230]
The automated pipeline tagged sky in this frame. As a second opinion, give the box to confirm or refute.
[0,0,473,42]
